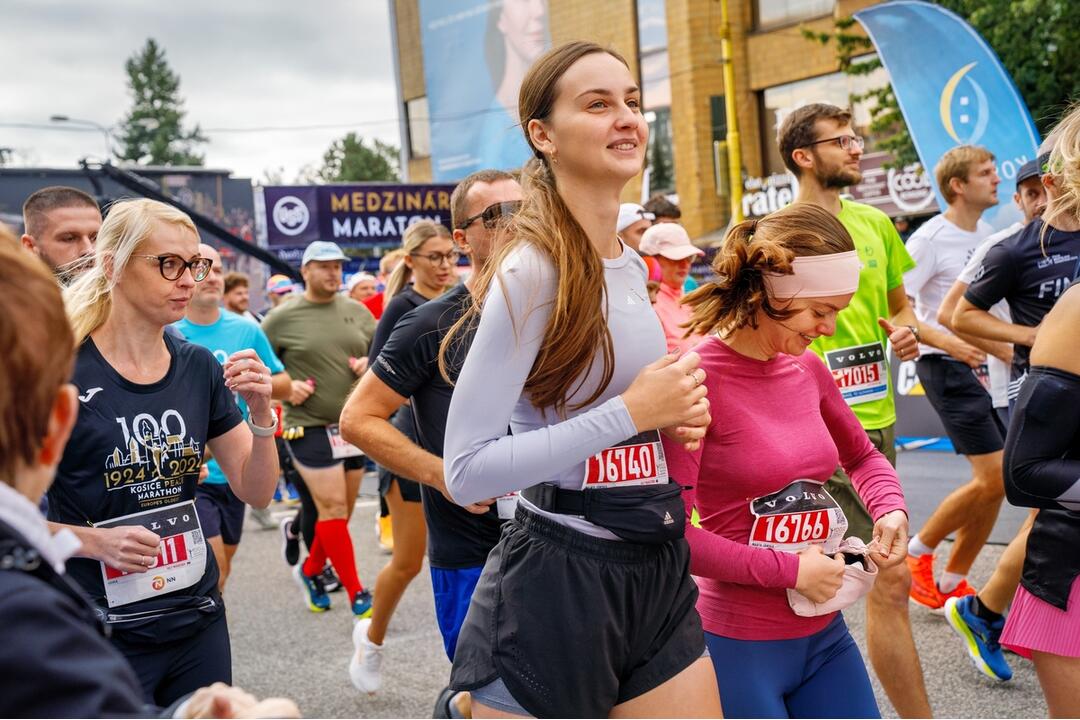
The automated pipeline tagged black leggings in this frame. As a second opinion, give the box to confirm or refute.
[291,472,318,551]
[120,613,231,707]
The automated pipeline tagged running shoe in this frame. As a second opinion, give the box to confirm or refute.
[377,515,393,553]
[351,589,374,618]
[944,595,1013,681]
[349,617,383,693]
[249,506,277,531]
[273,483,283,503]
[285,482,301,506]
[293,564,330,612]
[907,553,943,609]
[280,517,299,566]
[319,565,342,593]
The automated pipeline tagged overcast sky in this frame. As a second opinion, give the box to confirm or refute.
[0,0,401,182]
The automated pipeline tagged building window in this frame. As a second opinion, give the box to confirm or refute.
[759,58,890,176]
[638,0,675,193]
[405,96,431,159]
[756,0,835,31]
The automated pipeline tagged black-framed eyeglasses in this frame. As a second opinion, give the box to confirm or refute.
[410,249,461,266]
[803,134,865,152]
[457,201,522,230]
[136,254,213,282]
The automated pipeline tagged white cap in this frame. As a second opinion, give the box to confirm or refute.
[301,241,346,266]
[639,223,705,260]
[617,203,655,232]
[346,272,376,293]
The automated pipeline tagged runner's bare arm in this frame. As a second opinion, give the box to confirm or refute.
[937,279,1012,363]
[339,371,440,489]
[883,285,920,361]
[212,350,280,507]
[270,371,292,401]
[953,295,1039,347]
[46,521,160,574]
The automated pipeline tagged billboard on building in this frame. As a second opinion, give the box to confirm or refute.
[417,0,551,181]
[258,183,455,268]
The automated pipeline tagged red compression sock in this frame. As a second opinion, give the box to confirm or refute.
[310,518,364,600]
[302,536,327,578]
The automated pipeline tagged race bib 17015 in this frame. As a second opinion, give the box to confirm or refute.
[825,342,888,406]
[96,500,206,608]
[749,479,847,555]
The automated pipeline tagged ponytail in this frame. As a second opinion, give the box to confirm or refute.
[682,203,853,336]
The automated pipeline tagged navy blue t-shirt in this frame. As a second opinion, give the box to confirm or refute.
[965,219,1080,400]
[372,284,503,569]
[48,333,242,623]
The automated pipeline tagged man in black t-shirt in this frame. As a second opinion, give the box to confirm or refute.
[956,166,1080,404]
[339,170,521,705]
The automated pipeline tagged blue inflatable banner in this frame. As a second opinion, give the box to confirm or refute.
[418,1,551,182]
[855,1,1041,230]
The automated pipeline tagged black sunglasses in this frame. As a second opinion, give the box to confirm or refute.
[136,254,213,282]
[458,201,522,230]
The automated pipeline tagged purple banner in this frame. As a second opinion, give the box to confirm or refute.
[262,184,456,250]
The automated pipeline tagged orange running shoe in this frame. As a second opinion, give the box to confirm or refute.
[907,553,944,609]
[941,579,978,602]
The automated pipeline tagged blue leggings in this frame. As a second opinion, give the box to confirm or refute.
[705,615,879,719]
[430,565,484,661]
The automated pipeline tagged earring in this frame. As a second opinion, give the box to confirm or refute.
[550,150,559,165]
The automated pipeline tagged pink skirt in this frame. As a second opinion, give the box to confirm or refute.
[1002,575,1080,659]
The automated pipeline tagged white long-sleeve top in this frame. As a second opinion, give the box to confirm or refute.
[443,241,668,537]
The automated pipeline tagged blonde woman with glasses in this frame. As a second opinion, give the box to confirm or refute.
[49,198,279,706]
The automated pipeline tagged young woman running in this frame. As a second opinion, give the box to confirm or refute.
[663,203,910,719]
[49,199,279,705]
[439,41,719,718]
[347,220,456,688]
[1000,108,1080,717]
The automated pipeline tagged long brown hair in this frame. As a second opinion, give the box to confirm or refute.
[440,41,630,417]
[682,203,854,336]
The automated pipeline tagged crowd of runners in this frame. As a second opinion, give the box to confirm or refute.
[1,39,1078,719]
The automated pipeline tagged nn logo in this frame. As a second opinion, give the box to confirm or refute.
[272,196,310,237]
[939,62,989,145]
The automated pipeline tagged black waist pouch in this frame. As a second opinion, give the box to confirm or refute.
[522,482,686,544]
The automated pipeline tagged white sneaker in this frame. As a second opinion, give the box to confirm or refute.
[349,617,384,693]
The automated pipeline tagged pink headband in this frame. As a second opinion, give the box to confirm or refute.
[763,250,861,299]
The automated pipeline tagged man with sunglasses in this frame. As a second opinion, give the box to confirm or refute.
[779,103,931,718]
[262,241,377,618]
[174,244,292,593]
[340,170,521,709]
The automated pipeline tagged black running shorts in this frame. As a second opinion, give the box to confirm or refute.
[194,482,245,546]
[916,355,1005,456]
[283,426,366,471]
[449,506,706,718]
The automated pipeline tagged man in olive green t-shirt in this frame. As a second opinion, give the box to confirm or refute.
[261,241,378,617]
[778,104,931,718]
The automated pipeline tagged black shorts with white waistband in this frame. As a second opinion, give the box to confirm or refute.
[283,426,366,471]
[916,355,1005,456]
[449,505,706,718]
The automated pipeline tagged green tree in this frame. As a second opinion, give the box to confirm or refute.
[933,0,1080,134]
[802,19,919,169]
[316,133,400,183]
[115,38,207,166]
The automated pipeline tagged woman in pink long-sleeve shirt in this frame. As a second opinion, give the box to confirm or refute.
[663,203,910,719]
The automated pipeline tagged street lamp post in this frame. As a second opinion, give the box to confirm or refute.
[49,114,112,159]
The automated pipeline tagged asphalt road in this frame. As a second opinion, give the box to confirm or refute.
[223,450,1047,718]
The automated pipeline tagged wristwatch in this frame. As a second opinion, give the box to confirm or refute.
[906,324,921,343]
[247,414,279,437]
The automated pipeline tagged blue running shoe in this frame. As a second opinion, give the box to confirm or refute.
[945,595,1012,681]
[293,565,330,612]
[351,589,374,618]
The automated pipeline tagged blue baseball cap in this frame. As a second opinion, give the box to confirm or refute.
[1016,159,1041,185]
[301,241,346,266]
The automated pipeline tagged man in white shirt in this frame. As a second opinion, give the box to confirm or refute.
[902,145,1007,611]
